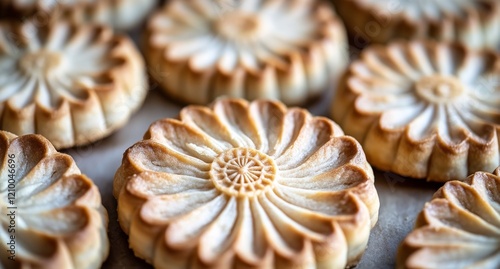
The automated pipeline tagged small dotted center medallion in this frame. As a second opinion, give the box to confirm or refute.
[210,148,277,198]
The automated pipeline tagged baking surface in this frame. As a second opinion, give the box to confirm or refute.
[63,87,442,269]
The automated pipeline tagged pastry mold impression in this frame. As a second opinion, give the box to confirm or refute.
[333,0,500,49]
[398,167,500,269]
[0,20,147,149]
[0,131,109,269]
[145,0,348,105]
[0,0,158,30]
[331,40,500,182]
[114,98,380,269]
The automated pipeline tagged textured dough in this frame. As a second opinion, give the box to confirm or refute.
[114,98,380,269]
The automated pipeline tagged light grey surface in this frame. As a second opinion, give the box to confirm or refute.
[62,88,442,269]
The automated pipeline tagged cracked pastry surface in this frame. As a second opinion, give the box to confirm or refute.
[333,0,500,49]
[397,167,500,269]
[331,40,500,182]
[0,20,147,149]
[0,131,109,269]
[0,0,158,31]
[145,0,347,105]
[113,98,380,269]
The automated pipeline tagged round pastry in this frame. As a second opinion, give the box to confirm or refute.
[333,0,500,49]
[0,20,147,149]
[0,131,109,269]
[331,40,500,182]
[0,0,158,31]
[144,0,348,105]
[114,98,379,269]
[397,167,500,269]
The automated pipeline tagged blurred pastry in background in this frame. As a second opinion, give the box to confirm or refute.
[144,0,348,105]
[0,131,109,269]
[331,40,500,182]
[0,0,158,31]
[333,0,500,49]
[397,167,500,269]
[0,20,147,149]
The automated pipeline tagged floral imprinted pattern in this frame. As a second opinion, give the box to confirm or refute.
[145,0,348,105]
[0,131,109,269]
[331,40,500,182]
[114,98,379,269]
[0,20,147,149]
[397,167,500,269]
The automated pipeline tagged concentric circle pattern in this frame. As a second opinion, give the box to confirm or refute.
[114,98,379,269]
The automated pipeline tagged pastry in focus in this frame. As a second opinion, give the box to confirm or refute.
[0,20,147,149]
[397,167,500,269]
[114,98,379,268]
[0,0,158,31]
[331,40,500,182]
[145,0,348,105]
[0,131,109,269]
[333,0,500,49]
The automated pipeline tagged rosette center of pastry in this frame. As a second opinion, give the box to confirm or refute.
[209,147,276,197]
[415,75,464,103]
[213,11,261,41]
[19,50,63,75]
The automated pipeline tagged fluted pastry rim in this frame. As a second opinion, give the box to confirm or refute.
[144,0,348,105]
[114,98,379,269]
[397,167,500,269]
[0,130,109,269]
[331,39,500,182]
[0,19,147,149]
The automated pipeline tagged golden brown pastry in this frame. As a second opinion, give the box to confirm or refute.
[333,0,500,49]
[0,0,158,31]
[0,131,109,269]
[0,20,147,149]
[114,98,380,269]
[397,167,500,269]
[331,40,500,182]
[144,0,348,105]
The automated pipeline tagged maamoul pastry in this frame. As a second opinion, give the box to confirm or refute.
[0,20,147,149]
[0,0,158,31]
[114,98,380,269]
[331,40,500,182]
[145,0,348,105]
[333,0,500,49]
[397,167,500,269]
[0,131,109,268]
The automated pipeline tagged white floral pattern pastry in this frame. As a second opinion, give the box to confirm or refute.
[331,40,500,182]
[0,20,147,149]
[397,167,500,269]
[0,0,158,30]
[114,98,380,269]
[333,0,500,49]
[0,131,109,269]
[145,0,347,105]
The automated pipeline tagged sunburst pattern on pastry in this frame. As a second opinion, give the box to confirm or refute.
[0,131,109,269]
[114,98,379,269]
[145,0,347,105]
[333,0,500,49]
[0,20,147,149]
[397,167,500,269]
[331,40,500,182]
[0,0,158,30]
